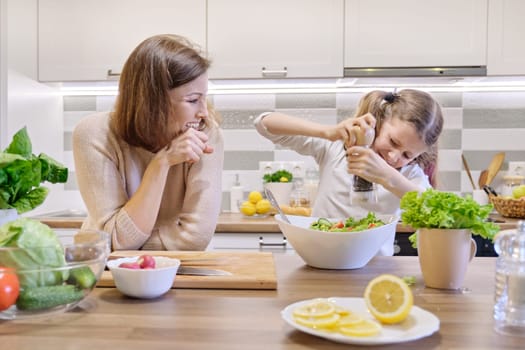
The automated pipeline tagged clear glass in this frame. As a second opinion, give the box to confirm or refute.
[494,220,525,337]
[350,175,378,206]
[304,167,319,206]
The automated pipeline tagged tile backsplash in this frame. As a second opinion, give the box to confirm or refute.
[62,90,525,211]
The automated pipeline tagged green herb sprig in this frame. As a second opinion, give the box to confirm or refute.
[263,169,293,183]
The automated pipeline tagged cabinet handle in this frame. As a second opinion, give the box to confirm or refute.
[107,69,121,80]
[261,67,287,78]
[259,236,287,247]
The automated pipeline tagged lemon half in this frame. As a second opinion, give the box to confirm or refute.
[364,274,413,324]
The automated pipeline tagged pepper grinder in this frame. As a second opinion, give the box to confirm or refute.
[349,126,377,205]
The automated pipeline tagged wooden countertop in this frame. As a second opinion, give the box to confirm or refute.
[2,254,521,349]
[36,212,521,233]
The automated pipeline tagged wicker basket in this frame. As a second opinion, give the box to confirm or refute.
[490,195,525,219]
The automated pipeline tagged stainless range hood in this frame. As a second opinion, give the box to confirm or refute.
[344,66,487,77]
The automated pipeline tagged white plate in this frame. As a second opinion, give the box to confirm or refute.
[281,297,440,345]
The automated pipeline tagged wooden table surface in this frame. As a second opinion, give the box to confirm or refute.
[35,212,520,233]
[1,254,522,349]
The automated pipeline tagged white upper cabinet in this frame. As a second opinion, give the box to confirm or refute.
[207,0,344,79]
[344,0,487,68]
[38,0,206,81]
[487,0,525,75]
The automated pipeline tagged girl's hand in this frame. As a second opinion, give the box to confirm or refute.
[159,128,214,166]
[345,145,392,185]
[325,113,376,146]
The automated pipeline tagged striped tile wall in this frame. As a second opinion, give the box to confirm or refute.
[62,90,525,211]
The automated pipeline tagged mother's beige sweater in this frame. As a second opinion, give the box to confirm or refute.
[72,112,224,251]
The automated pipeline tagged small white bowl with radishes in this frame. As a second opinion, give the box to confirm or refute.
[106,255,180,299]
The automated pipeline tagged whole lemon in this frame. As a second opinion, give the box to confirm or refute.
[240,201,256,216]
[255,199,272,214]
[248,191,263,204]
[512,185,525,199]
[279,177,289,182]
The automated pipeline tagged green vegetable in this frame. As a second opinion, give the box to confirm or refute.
[402,276,416,286]
[310,212,385,232]
[263,169,293,183]
[16,285,84,310]
[0,218,68,288]
[67,266,96,289]
[400,189,500,248]
[0,127,68,214]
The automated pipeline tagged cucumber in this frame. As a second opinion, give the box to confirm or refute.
[67,266,97,289]
[16,285,84,311]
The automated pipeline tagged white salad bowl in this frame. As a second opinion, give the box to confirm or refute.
[107,256,180,299]
[275,214,398,269]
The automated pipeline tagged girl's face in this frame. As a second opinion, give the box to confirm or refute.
[168,73,209,134]
[372,117,428,169]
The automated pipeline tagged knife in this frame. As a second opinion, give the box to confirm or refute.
[177,266,232,276]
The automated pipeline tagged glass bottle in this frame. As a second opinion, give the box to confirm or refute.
[494,220,525,337]
[304,167,319,206]
[289,177,310,209]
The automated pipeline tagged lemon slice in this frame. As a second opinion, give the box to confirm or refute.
[336,313,364,327]
[338,319,382,337]
[294,313,340,328]
[292,299,336,318]
[364,274,413,324]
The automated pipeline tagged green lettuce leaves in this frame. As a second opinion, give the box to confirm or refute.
[400,189,500,247]
[0,127,68,213]
[0,218,67,288]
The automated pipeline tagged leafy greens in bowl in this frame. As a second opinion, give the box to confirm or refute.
[275,213,398,269]
[400,189,500,247]
[0,218,109,319]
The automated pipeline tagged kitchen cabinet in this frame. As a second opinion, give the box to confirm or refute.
[38,0,206,82]
[208,233,293,253]
[487,0,525,75]
[344,0,487,70]
[207,0,344,79]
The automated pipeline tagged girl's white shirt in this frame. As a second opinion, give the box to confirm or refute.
[254,113,432,256]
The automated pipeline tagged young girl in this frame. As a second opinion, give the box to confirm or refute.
[73,34,224,251]
[254,89,443,255]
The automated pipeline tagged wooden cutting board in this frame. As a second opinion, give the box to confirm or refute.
[97,251,277,290]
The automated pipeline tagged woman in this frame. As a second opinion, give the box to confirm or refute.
[254,89,443,255]
[73,34,224,251]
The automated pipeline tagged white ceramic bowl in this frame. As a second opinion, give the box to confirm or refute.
[107,256,180,299]
[275,214,398,269]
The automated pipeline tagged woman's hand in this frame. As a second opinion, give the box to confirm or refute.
[324,113,376,146]
[159,128,214,166]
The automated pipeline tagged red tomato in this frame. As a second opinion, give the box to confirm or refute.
[0,267,20,311]
[333,221,344,229]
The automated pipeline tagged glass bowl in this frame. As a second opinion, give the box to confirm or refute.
[0,224,109,320]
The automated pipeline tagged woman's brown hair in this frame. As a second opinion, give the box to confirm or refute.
[353,89,444,187]
[111,34,212,152]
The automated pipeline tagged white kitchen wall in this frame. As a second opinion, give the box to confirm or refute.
[2,0,525,217]
[3,0,83,216]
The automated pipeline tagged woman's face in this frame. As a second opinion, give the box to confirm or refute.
[372,117,428,169]
[168,73,209,134]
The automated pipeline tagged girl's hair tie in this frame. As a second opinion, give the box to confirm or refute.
[383,92,397,103]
